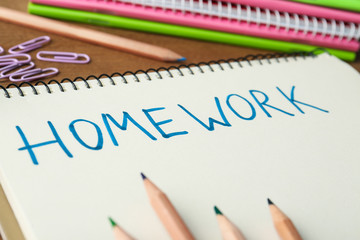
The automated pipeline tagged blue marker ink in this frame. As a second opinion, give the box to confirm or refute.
[69,119,103,150]
[102,113,156,146]
[143,107,188,138]
[249,90,294,117]
[226,94,256,120]
[17,121,73,165]
[178,97,231,131]
[277,86,329,114]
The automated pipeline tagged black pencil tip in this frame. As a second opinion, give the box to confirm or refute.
[140,172,147,180]
[267,198,274,205]
[214,206,223,215]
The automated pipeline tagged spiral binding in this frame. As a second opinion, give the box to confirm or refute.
[101,0,360,41]
[0,51,316,99]
[106,0,360,41]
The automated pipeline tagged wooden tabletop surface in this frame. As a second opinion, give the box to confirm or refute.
[1,0,360,87]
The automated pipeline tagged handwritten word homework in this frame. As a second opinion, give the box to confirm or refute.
[16,86,328,165]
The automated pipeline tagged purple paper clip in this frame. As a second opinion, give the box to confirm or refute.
[0,54,31,66]
[10,67,58,82]
[37,51,90,64]
[0,62,35,79]
[9,36,51,54]
[0,58,18,67]
[0,46,4,54]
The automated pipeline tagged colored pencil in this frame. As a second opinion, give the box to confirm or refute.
[267,199,302,240]
[0,6,186,62]
[214,206,246,240]
[141,173,194,240]
[27,3,356,62]
[108,217,135,240]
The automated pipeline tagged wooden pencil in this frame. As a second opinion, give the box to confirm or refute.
[0,7,186,62]
[141,173,194,240]
[214,206,246,240]
[108,217,135,240]
[267,199,302,240]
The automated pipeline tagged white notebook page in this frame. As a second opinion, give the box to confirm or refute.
[0,53,359,240]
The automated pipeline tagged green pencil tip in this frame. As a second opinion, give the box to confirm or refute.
[108,217,117,227]
[177,57,186,62]
[214,206,223,215]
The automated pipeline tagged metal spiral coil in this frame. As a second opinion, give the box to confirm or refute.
[0,51,317,99]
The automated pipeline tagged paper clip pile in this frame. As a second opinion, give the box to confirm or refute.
[0,36,90,82]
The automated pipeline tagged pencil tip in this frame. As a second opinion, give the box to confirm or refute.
[140,172,147,180]
[267,198,274,205]
[108,217,117,227]
[177,57,187,62]
[214,206,223,215]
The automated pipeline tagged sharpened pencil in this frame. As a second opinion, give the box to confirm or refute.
[0,6,186,62]
[141,173,194,240]
[214,206,246,240]
[108,217,135,240]
[267,199,302,240]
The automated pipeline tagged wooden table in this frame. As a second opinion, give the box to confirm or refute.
[1,0,359,87]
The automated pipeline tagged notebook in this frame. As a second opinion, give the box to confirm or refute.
[30,0,360,51]
[0,52,359,240]
[27,3,356,62]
